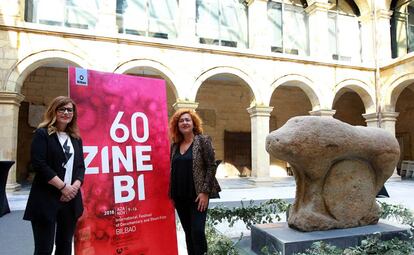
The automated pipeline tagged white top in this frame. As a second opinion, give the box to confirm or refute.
[57,132,74,184]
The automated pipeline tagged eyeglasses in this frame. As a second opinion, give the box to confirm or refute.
[57,107,74,114]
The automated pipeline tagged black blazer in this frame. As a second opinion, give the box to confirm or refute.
[170,135,221,199]
[24,128,85,222]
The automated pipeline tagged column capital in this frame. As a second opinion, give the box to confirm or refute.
[381,111,399,121]
[362,112,380,127]
[309,109,336,117]
[246,0,266,5]
[0,92,24,106]
[305,2,333,15]
[362,112,379,121]
[247,105,273,117]
[359,9,393,23]
[172,100,199,110]
[376,9,393,20]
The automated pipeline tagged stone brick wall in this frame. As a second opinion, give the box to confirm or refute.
[196,79,252,161]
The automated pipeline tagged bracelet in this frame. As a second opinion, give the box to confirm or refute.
[59,183,66,191]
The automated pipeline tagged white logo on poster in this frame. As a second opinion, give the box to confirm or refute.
[76,68,88,86]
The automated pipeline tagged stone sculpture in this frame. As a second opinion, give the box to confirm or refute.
[266,116,400,232]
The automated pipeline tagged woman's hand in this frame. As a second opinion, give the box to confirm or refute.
[60,184,77,202]
[195,193,209,212]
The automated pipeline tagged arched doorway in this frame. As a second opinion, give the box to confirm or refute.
[195,73,254,178]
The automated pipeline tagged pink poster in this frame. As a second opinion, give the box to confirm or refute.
[69,67,177,255]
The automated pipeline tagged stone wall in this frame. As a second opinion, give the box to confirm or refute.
[196,79,252,162]
[396,86,414,160]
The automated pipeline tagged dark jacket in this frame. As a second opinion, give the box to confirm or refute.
[24,128,85,222]
[170,134,221,199]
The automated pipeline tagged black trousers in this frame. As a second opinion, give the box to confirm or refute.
[174,198,208,255]
[31,204,77,255]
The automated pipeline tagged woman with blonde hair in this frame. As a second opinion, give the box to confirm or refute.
[169,109,221,255]
[24,96,85,255]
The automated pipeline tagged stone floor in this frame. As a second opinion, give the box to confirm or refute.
[2,175,414,255]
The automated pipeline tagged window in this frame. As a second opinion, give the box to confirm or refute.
[408,5,414,52]
[328,0,361,62]
[196,0,248,48]
[391,1,414,57]
[116,0,178,39]
[25,0,98,29]
[268,0,309,56]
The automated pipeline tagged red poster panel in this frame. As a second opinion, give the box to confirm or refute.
[69,67,177,255]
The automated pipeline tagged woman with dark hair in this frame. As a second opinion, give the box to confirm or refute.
[169,109,221,255]
[24,96,85,255]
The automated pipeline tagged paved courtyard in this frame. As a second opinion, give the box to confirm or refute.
[1,175,413,254]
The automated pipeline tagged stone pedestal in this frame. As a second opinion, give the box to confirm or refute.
[251,222,409,255]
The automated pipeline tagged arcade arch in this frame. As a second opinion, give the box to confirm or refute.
[16,58,84,183]
[115,60,179,117]
[268,80,314,177]
[385,74,414,166]
[5,50,90,93]
[333,88,366,126]
[191,67,259,104]
[195,73,255,178]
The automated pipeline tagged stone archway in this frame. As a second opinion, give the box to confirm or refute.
[195,72,255,178]
[114,59,179,117]
[384,73,414,166]
[269,73,321,110]
[4,49,90,93]
[268,75,315,177]
[192,66,259,104]
[3,50,90,187]
[333,79,376,112]
[332,79,375,127]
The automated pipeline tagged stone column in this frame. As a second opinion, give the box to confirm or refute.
[248,0,270,52]
[381,111,399,176]
[172,100,198,111]
[381,111,399,136]
[305,1,332,60]
[0,92,24,190]
[359,12,375,63]
[95,0,118,33]
[362,112,380,128]
[0,0,22,25]
[375,9,393,62]
[360,9,393,63]
[177,0,197,44]
[247,105,273,178]
[309,109,336,117]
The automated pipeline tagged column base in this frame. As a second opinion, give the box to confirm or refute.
[6,182,21,191]
[249,177,276,187]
